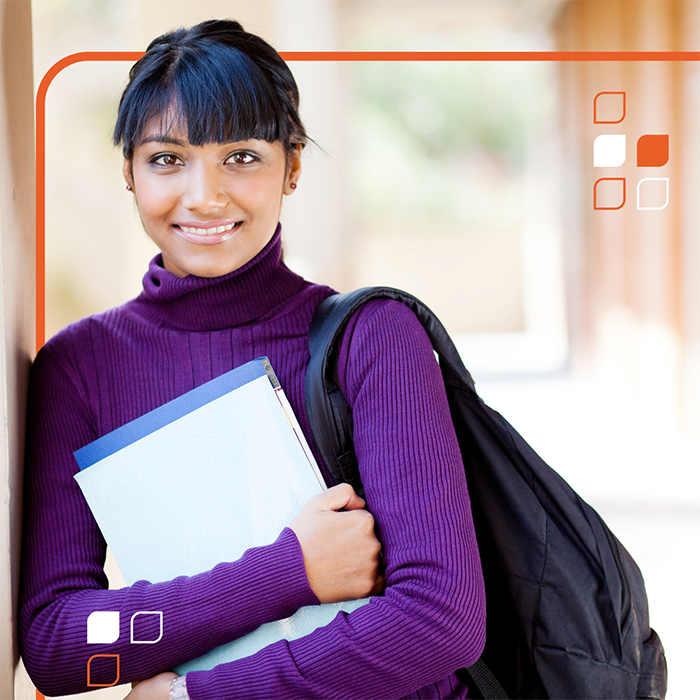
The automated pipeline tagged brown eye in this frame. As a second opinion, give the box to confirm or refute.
[152,153,182,167]
[225,151,257,165]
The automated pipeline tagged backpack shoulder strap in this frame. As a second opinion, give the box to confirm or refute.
[305,286,476,494]
[308,286,476,390]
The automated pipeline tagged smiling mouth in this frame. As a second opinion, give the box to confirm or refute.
[176,221,242,235]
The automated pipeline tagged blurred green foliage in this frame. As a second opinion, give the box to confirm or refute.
[351,53,554,234]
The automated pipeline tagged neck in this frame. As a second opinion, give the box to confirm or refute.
[131,225,305,331]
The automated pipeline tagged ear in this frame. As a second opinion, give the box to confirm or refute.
[283,144,302,195]
[123,159,134,190]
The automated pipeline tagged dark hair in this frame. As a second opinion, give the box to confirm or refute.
[113,19,307,159]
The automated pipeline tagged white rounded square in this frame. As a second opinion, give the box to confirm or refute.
[637,177,669,210]
[130,610,163,644]
[87,611,120,644]
[594,134,626,167]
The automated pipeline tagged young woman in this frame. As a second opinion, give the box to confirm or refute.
[20,20,485,700]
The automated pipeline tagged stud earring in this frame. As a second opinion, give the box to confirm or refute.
[290,183,297,190]
[126,184,133,192]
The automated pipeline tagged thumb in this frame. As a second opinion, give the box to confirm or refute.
[315,483,366,512]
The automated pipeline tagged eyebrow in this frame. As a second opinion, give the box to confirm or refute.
[139,135,187,147]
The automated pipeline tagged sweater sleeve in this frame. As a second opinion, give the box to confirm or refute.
[19,344,319,697]
[185,299,486,700]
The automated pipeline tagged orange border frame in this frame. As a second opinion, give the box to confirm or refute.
[32,49,700,699]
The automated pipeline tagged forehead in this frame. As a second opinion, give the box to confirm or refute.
[136,108,188,145]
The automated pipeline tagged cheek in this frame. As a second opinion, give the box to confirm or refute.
[240,181,285,217]
[136,186,175,223]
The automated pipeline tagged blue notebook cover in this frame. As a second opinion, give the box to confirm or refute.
[73,357,369,673]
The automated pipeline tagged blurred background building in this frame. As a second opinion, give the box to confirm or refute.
[1,0,697,697]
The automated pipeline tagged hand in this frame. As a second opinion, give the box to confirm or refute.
[290,483,384,603]
[123,672,177,700]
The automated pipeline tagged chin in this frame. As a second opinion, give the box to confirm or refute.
[188,257,245,278]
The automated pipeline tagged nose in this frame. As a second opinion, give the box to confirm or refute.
[181,160,229,213]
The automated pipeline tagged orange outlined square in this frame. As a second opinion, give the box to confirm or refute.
[594,178,626,210]
[637,134,669,167]
[594,91,626,124]
[87,653,120,687]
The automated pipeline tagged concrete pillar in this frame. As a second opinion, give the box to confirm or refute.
[270,0,351,289]
[554,0,687,431]
[678,1,700,436]
[0,1,36,698]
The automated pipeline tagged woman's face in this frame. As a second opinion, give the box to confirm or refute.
[124,121,301,278]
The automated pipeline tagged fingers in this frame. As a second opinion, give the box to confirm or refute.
[289,483,383,603]
[311,483,366,512]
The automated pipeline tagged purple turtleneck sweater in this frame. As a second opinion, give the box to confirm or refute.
[20,228,485,699]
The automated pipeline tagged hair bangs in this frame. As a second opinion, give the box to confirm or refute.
[114,80,178,158]
[114,41,286,158]
[175,45,282,147]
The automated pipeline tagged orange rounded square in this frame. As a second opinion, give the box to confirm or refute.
[594,178,626,210]
[637,134,669,167]
[593,91,626,124]
[87,653,120,688]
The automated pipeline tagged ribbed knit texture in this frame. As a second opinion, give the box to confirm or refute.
[20,226,486,699]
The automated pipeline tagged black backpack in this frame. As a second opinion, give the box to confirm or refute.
[304,287,667,700]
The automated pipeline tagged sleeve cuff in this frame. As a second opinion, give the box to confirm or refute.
[274,526,320,609]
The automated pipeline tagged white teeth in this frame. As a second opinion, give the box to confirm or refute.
[180,222,238,235]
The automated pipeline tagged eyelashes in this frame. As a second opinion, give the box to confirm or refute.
[224,151,260,165]
[150,153,183,167]
[147,151,261,167]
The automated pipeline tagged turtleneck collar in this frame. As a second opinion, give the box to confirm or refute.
[130,225,305,332]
